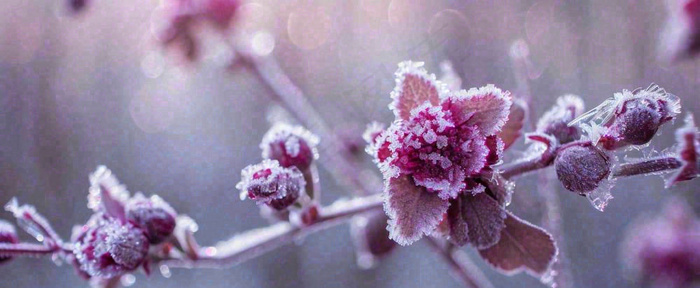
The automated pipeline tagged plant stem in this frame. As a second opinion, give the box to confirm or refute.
[425,237,495,288]
[612,157,682,177]
[0,242,63,257]
[161,194,384,269]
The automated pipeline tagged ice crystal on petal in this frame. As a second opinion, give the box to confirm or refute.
[237,159,306,210]
[89,166,130,220]
[384,175,449,246]
[389,61,444,120]
[442,84,512,135]
[478,211,557,278]
[260,123,319,170]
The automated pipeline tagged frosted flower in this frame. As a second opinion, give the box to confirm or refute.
[371,61,512,245]
[621,198,700,288]
[0,220,19,264]
[536,94,585,144]
[572,84,680,150]
[126,193,177,244]
[73,217,149,279]
[261,123,319,170]
[237,159,306,211]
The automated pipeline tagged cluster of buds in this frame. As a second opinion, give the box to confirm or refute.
[72,166,177,279]
[238,123,319,223]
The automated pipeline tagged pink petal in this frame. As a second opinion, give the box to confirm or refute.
[389,61,443,121]
[384,175,449,246]
[478,211,557,277]
[499,99,527,150]
[463,193,506,249]
[444,84,512,135]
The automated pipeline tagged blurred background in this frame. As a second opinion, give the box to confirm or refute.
[0,0,698,287]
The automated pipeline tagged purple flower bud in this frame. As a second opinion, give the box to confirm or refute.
[260,123,319,170]
[69,0,88,12]
[126,194,177,244]
[236,159,306,211]
[0,220,19,264]
[536,95,584,144]
[73,218,149,279]
[555,144,611,194]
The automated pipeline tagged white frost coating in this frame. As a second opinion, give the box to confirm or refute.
[389,61,449,119]
[4,198,51,242]
[570,83,679,128]
[236,159,306,203]
[579,122,607,146]
[260,122,319,159]
[362,121,386,145]
[536,94,585,132]
[448,84,512,135]
[88,166,130,212]
[586,177,616,212]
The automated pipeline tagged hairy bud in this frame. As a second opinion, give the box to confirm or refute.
[555,144,611,194]
[237,160,306,210]
[260,123,319,170]
[73,218,149,278]
[0,220,19,264]
[126,194,177,244]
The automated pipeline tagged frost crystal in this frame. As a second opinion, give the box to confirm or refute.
[237,159,306,210]
[89,166,130,220]
[536,94,584,144]
[372,61,512,245]
[73,218,149,279]
[571,84,680,150]
[260,123,319,170]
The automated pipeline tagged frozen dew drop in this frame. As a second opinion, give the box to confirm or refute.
[35,234,44,243]
[357,254,376,270]
[203,246,218,257]
[159,264,172,278]
[120,273,136,287]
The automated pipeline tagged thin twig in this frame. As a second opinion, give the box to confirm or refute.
[612,157,682,177]
[161,194,384,269]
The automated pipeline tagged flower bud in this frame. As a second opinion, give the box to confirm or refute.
[536,95,584,144]
[350,211,396,269]
[237,159,306,211]
[555,144,611,194]
[260,123,319,170]
[0,220,19,264]
[73,218,149,278]
[126,194,177,244]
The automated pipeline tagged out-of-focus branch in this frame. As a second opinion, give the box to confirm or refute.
[425,237,495,288]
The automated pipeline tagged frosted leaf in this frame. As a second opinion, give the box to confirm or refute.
[499,99,527,150]
[438,61,462,92]
[384,175,449,246]
[389,61,443,120]
[666,114,699,187]
[461,193,506,249]
[446,195,470,246]
[443,84,512,135]
[89,166,130,221]
[478,211,557,278]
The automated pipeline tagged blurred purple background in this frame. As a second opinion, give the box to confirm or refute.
[0,0,698,287]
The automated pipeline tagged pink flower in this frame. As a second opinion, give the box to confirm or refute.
[368,61,512,245]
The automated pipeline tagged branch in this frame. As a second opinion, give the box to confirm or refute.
[425,237,495,288]
[161,194,383,269]
[612,157,682,177]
